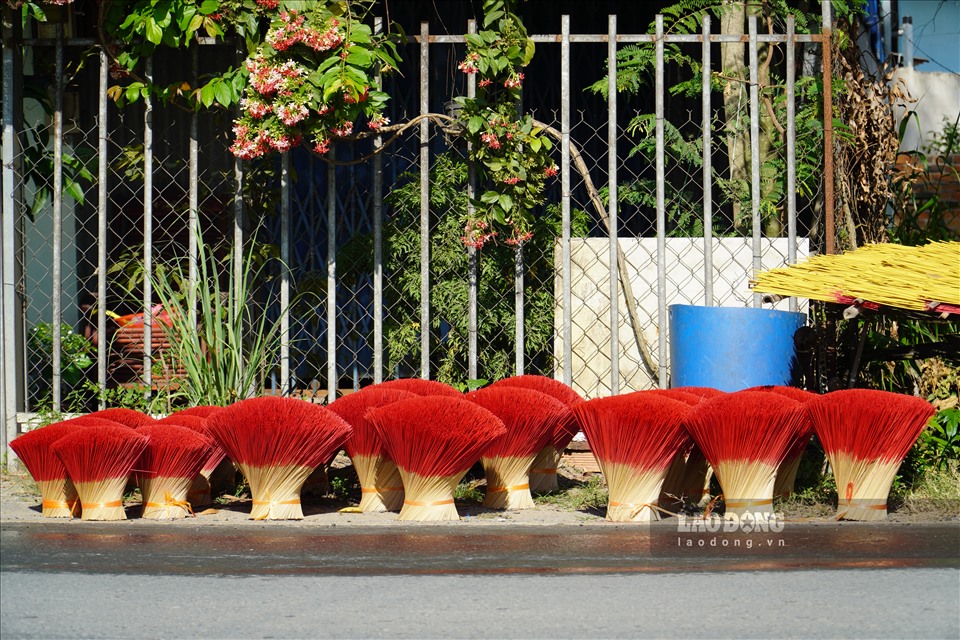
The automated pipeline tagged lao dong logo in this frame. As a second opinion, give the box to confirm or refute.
[677,512,786,534]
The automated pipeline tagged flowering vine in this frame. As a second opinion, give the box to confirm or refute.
[455,0,556,248]
[230,1,400,159]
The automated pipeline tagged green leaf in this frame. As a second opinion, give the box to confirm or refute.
[346,48,374,66]
[468,116,484,134]
[483,10,504,27]
[529,137,541,152]
[498,194,514,211]
[64,180,85,204]
[523,39,536,65]
[480,190,499,204]
[187,13,203,35]
[215,81,233,107]
[200,83,216,108]
[145,18,163,45]
[198,0,219,15]
[465,34,484,48]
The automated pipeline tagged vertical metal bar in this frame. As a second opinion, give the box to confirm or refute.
[143,57,153,391]
[514,245,524,375]
[607,14,619,395]
[821,0,836,255]
[786,15,798,313]
[419,21,430,379]
[189,46,199,328]
[233,44,244,324]
[97,48,108,407]
[51,25,64,410]
[372,17,384,384]
[655,15,667,388]
[280,152,290,395]
[702,15,714,307]
[901,16,913,68]
[748,16,762,307]
[3,9,23,451]
[467,18,478,382]
[561,15,572,387]
[327,148,337,400]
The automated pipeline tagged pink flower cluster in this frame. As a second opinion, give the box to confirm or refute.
[502,176,521,185]
[256,0,279,8]
[267,11,343,52]
[314,137,331,155]
[331,121,354,137]
[367,114,390,130]
[246,56,306,97]
[241,98,272,119]
[230,123,301,159]
[504,73,525,89]
[277,102,309,126]
[458,52,480,74]
[461,219,497,249]
[480,133,501,149]
[503,230,534,246]
[544,165,558,177]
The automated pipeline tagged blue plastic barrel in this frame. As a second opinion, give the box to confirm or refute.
[669,304,806,392]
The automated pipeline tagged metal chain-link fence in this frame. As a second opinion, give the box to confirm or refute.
[7,16,831,415]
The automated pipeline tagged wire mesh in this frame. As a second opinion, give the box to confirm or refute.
[11,19,832,411]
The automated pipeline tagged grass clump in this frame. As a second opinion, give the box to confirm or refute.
[534,475,608,512]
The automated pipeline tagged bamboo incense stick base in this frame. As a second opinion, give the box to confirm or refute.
[712,461,777,519]
[482,455,535,510]
[830,454,900,522]
[244,464,314,520]
[186,474,212,508]
[74,479,128,521]
[774,454,803,499]
[353,454,405,512]
[602,461,668,523]
[396,471,463,521]
[528,445,561,493]
[36,479,81,518]
[141,476,194,519]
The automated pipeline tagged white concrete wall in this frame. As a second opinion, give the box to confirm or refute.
[554,237,809,399]
[894,68,960,152]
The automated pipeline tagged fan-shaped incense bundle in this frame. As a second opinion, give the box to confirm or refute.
[807,389,935,521]
[87,408,155,428]
[367,396,506,521]
[169,405,222,419]
[466,387,571,510]
[491,375,584,492]
[572,393,692,522]
[51,425,149,520]
[9,418,119,517]
[747,385,818,498]
[374,378,463,397]
[136,424,213,519]
[205,396,352,520]
[685,391,806,518]
[651,389,711,511]
[156,414,228,506]
[327,387,417,512]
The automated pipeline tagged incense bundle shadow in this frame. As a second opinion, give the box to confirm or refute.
[807,389,935,521]
[367,396,506,521]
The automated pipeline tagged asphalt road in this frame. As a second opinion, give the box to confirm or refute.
[2,522,958,638]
